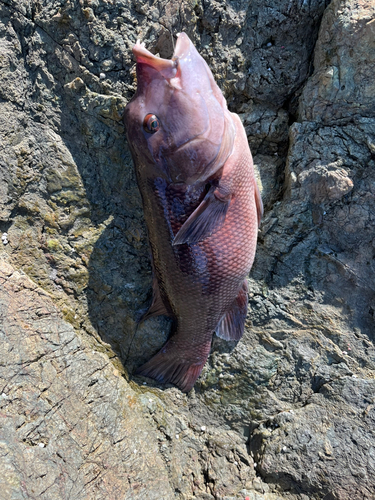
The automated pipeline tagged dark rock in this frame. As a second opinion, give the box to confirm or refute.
[0,0,374,498]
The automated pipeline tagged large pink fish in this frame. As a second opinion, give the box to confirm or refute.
[123,33,262,392]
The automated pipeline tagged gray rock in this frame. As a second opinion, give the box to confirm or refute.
[0,259,174,499]
[0,0,374,498]
[299,0,375,122]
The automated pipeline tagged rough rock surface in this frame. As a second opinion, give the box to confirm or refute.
[0,0,374,499]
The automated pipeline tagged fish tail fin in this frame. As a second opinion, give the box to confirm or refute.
[135,337,212,392]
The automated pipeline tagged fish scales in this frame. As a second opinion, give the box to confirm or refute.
[123,33,262,392]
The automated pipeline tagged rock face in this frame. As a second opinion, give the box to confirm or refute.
[0,260,174,499]
[0,0,374,499]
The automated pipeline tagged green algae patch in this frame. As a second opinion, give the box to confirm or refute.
[61,305,80,329]
[47,239,61,252]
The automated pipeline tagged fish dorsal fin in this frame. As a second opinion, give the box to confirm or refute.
[215,279,248,341]
[254,180,263,227]
[172,185,231,246]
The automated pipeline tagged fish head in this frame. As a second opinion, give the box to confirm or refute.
[123,33,235,184]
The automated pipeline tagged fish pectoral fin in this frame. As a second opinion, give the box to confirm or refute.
[172,185,231,246]
[215,279,248,341]
[139,276,171,322]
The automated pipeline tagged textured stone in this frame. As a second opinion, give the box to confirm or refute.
[299,0,375,122]
[0,259,174,499]
[0,0,374,498]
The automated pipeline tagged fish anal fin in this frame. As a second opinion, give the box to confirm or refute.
[135,337,212,392]
[140,276,170,322]
[172,186,231,246]
[216,280,248,341]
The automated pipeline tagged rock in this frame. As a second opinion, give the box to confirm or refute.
[251,376,375,499]
[299,0,375,122]
[0,0,374,498]
[0,259,174,499]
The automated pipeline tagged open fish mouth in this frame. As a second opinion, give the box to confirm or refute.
[132,33,191,83]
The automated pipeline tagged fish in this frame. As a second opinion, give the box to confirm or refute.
[123,33,263,392]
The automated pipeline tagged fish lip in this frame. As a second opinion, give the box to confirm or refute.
[132,40,177,73]
[132,33,191,74]
[172,32,191,60]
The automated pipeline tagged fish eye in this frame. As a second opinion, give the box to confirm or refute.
[143,114,160,134]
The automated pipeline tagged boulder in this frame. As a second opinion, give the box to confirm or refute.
[0,0,374,498]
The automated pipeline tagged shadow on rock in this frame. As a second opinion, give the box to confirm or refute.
[58,81,173,377]
[86,215,172,373]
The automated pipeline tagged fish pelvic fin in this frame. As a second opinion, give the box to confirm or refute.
[215,279,248,341]
[172,185,231,246]
[139,276,171,323]
[135,338,212,392]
